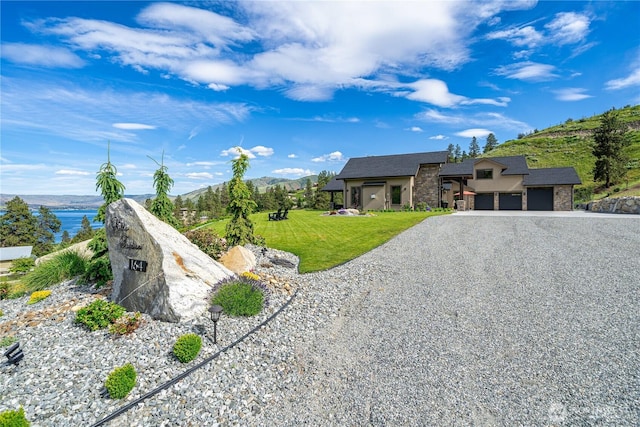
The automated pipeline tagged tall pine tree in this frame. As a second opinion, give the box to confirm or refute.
[593,108,630,188]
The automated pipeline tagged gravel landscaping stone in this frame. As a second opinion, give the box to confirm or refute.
[1,214,638,426]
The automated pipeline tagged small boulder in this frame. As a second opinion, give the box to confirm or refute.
[219,246,256,274]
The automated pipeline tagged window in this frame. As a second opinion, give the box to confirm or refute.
[350,186,361,208]
[391,185,402,205]
[476,169,493,179]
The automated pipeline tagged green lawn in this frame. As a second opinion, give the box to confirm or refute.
[207,210,449,273]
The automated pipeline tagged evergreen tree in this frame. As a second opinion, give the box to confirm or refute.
[0,196,38,248]
[173,195,184,219]
[225,151,260,246]
[454,144,462,163]
[71,215,95,243]
[220,182,230,211]
[593,108,630,188]
[314,171,333,209]
[95,141,125,223]
[149,154,180,228]
[34,206,61,256]
[447,143,455,162]
[61,230,71,244]
[304,178,314,207]
[483,133,498,153]
[469,137,480,158]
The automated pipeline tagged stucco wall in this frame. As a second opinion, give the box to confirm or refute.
[468,159,524,193]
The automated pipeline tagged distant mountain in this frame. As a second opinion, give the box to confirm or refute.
[0,176,317,209]
[0,194,154,209]
[180,175,318,202]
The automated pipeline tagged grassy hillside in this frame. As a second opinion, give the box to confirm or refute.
[485,104,640,198]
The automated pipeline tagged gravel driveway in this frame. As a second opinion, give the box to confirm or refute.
[259,213,640,426]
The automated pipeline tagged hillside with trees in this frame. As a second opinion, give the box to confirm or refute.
[483,104,640,201]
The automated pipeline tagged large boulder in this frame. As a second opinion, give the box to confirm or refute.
[219,245,256,274]
[105,198,233,322]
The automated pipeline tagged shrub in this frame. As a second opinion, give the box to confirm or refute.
[9,257,34,274]
[75,299,126,331]
[0,282,8,300]
[82,229,112,288]
[0,406,30,426]
[0,308,3,317]
[241,271,260,281]
[108,312,143,336]
[173,333,202,363]
[105,363,136,399]
[212,277,265,317]
[23,251,88,292]
[82,256,112,288]
[27,290,52,305]
[0,336,17,348]
[184,228,227,260]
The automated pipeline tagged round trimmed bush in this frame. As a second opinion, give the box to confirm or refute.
[173,333,202,363]
[212,279,264,317]
[105,363,136,399]
[0,406,30,426]
[75,299,126,331]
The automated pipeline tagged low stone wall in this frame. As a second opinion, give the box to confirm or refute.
[589,196,640,214]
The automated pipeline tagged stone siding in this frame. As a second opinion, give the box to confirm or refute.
[553,185,574,211]
[415,164,440,208]
[589,196,640,214]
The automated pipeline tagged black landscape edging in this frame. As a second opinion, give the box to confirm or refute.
[89,290,298,427]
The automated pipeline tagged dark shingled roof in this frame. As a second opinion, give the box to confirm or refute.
[335,151,449,180]
[322,176,344,192]
[438,156,530,177]
[523,167,582,186]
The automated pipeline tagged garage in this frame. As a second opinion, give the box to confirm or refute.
[527,187,554,211]
[499,193,522,210]
[474,193,494,210]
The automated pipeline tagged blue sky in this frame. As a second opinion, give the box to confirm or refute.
[1,1,639,196]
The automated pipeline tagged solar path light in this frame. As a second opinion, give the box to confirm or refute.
[208,305,223,344]
[4,342,24,366]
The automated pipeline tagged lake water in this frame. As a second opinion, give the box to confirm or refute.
[51,210,101,243]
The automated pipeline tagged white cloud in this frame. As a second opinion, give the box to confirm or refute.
[406,126,424,133]
[406,79,467,107]
[250,145,274,157]
[605,69,640,90]
[417,109,530,133]
[54,169,91,176]
[221,146,254,158]
[272,168,314,176]
[287,154,297,158]
[545,12,590,46]
[553,88,592,101]
[494,61,557,82]
[112,123,156,130]
[185,172,214,179]
[312,151,344,162]
[1,43,85,68]
[456,128,492,138]
[186,161,220,168]
[486,25,543,48]
[27,1,537,102]
[429,135,448,140]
